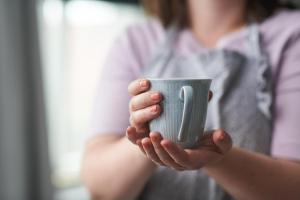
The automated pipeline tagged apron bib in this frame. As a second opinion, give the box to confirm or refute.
[138,25,273,200]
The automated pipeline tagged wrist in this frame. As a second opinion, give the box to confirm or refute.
[121,137,157,171]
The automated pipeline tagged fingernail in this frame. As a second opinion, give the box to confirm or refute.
[142,139,150,147]
[151,93,161,101]
[151,105,158,113]
[219,132,225,141]
[151,134,159,142]
[140,80,148,88]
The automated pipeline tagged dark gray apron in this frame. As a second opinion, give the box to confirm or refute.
[138,24,273,200]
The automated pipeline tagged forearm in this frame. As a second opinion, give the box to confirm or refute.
[204,147,300,200]
[81,135,156,200]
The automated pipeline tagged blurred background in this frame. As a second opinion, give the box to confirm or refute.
[41,0,145,199]
[0,0,299,200]
[0,0,143,199]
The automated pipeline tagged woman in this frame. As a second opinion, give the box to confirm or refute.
[81,0,300,199]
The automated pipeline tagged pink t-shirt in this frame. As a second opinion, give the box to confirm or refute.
[90,10,300,161]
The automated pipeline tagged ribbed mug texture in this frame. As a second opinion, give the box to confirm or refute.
[149,79,211,148]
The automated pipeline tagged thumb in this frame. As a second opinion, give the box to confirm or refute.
[212,129,232,154]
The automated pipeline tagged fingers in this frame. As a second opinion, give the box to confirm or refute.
[130,105,161,128]
[212,129,232,154]
[141,137,165,165]
[129,91,162,112]
[128,79,150,96]
[198,131,224,153]
[149,132,184,170]
[126,126,147,144]
[127,127,148,157]
[161,140,189,168]
[128,79,163,129]
[198,132,215,147]
[136,139,146,155]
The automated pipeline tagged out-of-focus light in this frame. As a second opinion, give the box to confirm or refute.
[43,0,64,25]
[65,0,119,27]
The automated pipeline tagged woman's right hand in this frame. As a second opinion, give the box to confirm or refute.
[126,79,162,147]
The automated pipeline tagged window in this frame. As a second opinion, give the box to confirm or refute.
[39,0,144,198]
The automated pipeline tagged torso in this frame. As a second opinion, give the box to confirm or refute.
[124,9,300,200]
[126,9,300,84]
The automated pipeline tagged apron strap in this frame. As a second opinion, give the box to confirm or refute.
[247,24,273,119]
[246,24,263,58]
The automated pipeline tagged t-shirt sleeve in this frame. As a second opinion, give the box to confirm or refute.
[88,28,142,138]
[271,29,300,161]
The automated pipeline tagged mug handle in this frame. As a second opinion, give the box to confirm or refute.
[178,86,194,142]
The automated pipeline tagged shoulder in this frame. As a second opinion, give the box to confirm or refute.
[117,18,166,68]
[259,10,300,72]
[260,9,300,44]
[124,18,166,42]
[262,9,300,27]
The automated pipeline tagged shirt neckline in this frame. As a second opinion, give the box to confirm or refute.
[180,25,249,52]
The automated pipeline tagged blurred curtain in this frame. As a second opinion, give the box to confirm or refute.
[0,0,53,200]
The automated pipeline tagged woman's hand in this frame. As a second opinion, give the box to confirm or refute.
[127,78,162,144]
[126,78,226,170]
[127,127,232,170]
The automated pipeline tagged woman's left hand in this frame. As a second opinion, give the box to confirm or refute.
[127,127,232,170]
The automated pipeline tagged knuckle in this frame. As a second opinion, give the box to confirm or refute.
[132,108,154,127]
[140,95,149,107]
[129,115,137,126]
[129,99,136,112]
[144,108,154,119]
[130,112,146,128]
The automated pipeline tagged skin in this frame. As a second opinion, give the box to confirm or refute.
[81,0,300,199]
[127,79,300,200]
[188,0,247,47]
[81,135,156,200]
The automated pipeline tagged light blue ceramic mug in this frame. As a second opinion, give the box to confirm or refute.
[148,78,212,149]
